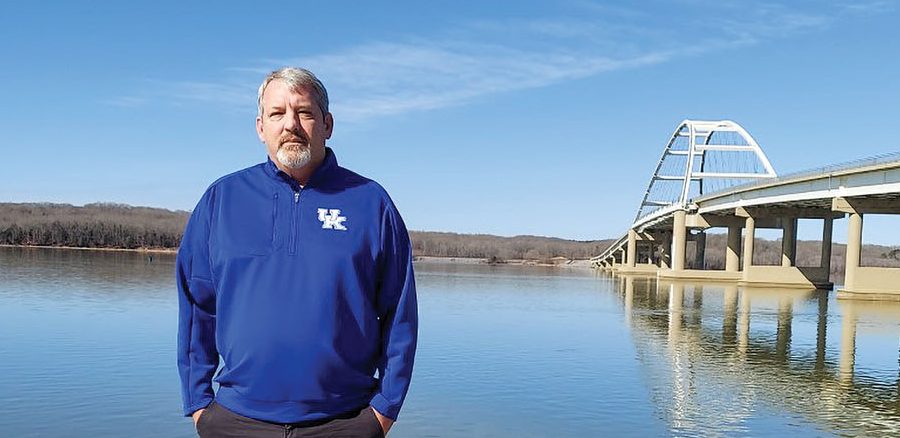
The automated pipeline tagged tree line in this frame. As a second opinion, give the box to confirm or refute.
[0,203,186,249]
[0,203,613,259]
[409,231,614,262]
[2,203,897,268]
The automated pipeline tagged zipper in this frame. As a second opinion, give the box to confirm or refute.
[272,193,278,245]
[289,189,301,255]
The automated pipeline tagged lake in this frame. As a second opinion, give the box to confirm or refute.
[1,246,899,437]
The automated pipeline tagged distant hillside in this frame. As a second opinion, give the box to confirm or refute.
[410,231,614,262]
[0,202,613,260]
[3,203,896,276]
[0,202,187,249]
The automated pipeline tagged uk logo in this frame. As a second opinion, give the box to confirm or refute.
[317,208,348,231]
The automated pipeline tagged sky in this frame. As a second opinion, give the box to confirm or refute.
[1,0,899,244]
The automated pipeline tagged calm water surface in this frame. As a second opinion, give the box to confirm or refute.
[1,247,899,437]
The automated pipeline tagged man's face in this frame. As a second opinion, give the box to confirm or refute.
[256,80,333,171]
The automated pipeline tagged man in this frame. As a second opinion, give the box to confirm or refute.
[177,67,418,437]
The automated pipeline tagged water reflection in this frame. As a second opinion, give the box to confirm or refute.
[618,274,900,436]
[0,246,176,302]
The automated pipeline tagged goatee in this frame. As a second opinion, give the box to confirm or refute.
[277,143,312,169]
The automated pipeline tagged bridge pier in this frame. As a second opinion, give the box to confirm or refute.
[822,215,834,280]
[693,230,707,269]
[659,208,835,286]
[627,229,637,268]
[618,229,662,274]
[726,224,741,272]
[735,207,835,289]
[658,210,743,281]
[659,232,671,269]
[834,197,900,300]
[672,210,687,271]
[781,217,797,267]
[742,214,755,273]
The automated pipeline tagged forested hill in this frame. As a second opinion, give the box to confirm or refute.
[0,203,614,260]
[0,202,187,249]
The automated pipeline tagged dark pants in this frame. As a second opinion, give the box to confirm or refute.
[196,400,385,438]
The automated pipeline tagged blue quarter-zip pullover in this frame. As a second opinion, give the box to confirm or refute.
[176,148,417,423]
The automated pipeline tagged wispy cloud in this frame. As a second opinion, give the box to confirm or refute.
[102,96,150,108]
[839,0,896,14]
[108,1,890,122]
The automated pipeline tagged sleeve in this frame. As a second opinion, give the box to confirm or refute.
[370,199,419,420]
[176,189,219,417]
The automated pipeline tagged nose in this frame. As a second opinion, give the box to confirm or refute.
[283,110,300,133]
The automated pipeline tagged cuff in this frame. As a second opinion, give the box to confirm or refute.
[183,397,214,417]
[370,393,401,421]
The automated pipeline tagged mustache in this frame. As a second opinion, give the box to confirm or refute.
[279,133,307,145]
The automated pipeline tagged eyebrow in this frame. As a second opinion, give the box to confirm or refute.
[267,104,315,112]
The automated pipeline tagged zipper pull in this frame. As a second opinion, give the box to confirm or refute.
[294,191,300,203]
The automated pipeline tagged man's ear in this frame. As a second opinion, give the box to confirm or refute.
[256,116,266,143]
[324,112,334,140]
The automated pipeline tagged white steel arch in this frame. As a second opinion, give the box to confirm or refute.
[634,120,777,224]
[592,120,777,266]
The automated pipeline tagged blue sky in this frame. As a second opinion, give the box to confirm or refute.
[1,0,899,243]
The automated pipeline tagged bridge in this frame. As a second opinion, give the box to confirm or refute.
[591,120,900,299]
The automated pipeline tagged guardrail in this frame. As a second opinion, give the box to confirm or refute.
[695,151,900,202]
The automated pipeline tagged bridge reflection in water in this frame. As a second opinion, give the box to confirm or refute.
[616,273,900,436]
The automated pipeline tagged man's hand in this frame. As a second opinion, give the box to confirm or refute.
[192,408,205,427]
[372,408,394,434]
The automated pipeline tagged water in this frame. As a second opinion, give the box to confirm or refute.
[1,247,899,437]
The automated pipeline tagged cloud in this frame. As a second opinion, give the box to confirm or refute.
[108,1,885,122]
[839,0,896,14]
[102,96,150,108]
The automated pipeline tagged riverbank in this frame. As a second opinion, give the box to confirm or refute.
[414,255,593,269]
[0,244,177,254]
[0,245,592,268]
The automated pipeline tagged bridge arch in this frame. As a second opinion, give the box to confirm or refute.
[636,120,778,227]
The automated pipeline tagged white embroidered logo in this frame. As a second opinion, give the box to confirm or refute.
[317,208,348,231]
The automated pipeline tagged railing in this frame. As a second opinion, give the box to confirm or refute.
[694,150,900,202]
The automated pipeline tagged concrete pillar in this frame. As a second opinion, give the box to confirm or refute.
[845,213,863,290]
[659,233,671,269]
[618,248,625,266]
[672,210,687,271]
[821,216,833,275]
[742,216,756,273]
[781,217,797,267]
[726,224,741,272]
[694,231,707,269]
[626,229,637,268]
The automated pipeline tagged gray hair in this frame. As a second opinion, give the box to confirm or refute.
[257,67,330,118]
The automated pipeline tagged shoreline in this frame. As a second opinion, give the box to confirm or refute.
[0,245,592,268]
[414,255,593,269]
[0,244,177,254]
